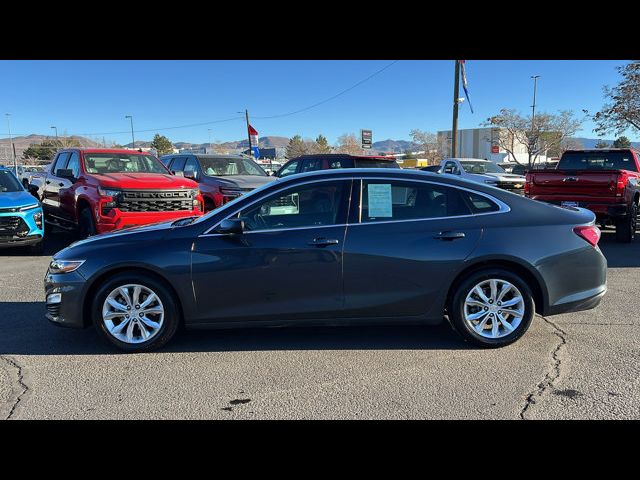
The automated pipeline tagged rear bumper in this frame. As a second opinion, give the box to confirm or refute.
[530,199,630,219]
[96,209,202,234]
[544,285,606,316]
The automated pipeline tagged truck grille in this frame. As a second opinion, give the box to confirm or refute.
[117,190,194,213]
[496,182,524,191]
[0,216,29,236]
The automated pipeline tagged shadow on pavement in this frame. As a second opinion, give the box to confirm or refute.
[1,229,77,258]
[597,229,640,268]
[0,300,468,355]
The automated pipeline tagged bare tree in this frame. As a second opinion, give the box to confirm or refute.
[482,109,582,167]
[334,134,362,155]
[588,61,640,136]
[409,129,440,164]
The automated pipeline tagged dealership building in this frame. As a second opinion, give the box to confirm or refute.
[437,127,550,164]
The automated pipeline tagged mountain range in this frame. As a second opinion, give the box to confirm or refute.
[1,134,639,159]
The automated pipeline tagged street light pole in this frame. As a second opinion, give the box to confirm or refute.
[51,126,58,140]
[529,75,540,169]
[125,115,135,149]
[6,113,16,175]
[451,61,461,158]
[236,109,253,156]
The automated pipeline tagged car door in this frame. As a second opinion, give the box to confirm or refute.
[190,179,352,324]
[341,178,484,319]
[58,151,82,221]
[42,151,70,218]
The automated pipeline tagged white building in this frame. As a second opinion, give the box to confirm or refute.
[437,127,550,165]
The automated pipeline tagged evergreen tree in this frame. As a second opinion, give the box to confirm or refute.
[150,134,174,155]
[286,135,307,158]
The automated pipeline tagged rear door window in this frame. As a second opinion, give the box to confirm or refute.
[463,191,500,214]
[360,180,471,222]
[300,158,323,173]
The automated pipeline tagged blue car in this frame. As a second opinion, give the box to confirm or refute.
[0,167,44,252]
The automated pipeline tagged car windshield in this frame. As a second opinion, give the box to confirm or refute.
[0,170,23,192]
[199,157,267,177]
[460,161,505,174]
[558,151,638,171]
[84,154,169,174]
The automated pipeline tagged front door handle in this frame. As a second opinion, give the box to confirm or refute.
[308,237,340,247]
[433,231,466,241]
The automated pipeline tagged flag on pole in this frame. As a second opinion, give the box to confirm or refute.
[459,60,474,114]
[248,124,260,159]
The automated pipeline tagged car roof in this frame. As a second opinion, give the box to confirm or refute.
[443,157,493,162]
[60,148,152,155]
[288,154,397,161]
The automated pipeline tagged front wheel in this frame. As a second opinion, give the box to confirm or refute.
[92,273,181,352]
[78,207,97,239]
[449,269,535,348]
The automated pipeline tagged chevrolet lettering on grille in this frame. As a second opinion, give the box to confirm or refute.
[123,191,191,199]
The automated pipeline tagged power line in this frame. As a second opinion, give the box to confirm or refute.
[252,60,399,119]
[0,60,399,138]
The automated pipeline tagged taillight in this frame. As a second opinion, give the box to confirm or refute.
[573,225,601,247]
[616,171,629,197]
[524,173,531,196]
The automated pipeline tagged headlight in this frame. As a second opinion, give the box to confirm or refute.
[98,186,121,198]
[33,211,43,229]
[48,259,85,274]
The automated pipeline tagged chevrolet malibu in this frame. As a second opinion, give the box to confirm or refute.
[45,169,607,352]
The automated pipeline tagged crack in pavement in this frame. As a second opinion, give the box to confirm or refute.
[519,316,568,420]
[1,355,28,420]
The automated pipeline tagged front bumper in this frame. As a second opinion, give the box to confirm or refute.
[44,270,87,328]
[0,207,44,248]
[95,208,203,234]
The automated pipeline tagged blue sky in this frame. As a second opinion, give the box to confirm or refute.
[0,60,635,145]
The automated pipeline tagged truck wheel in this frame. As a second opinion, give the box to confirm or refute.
[615,203,637,243]
[78,207,97,239]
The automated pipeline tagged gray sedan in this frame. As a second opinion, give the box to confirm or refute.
[45,168,606,351]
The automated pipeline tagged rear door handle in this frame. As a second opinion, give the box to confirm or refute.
[308,237,340,247]
[433,231,466,241]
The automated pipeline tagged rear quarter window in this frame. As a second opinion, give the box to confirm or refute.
[464,191,500,214]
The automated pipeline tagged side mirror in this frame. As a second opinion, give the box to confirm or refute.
[56,168,75,181]
[215,218,245,234]
[172,170,184,177]
[28,183,39,197]
[443,167,453,174]
[184,170,197,180]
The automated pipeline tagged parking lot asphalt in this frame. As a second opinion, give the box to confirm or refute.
[1,229,639,420]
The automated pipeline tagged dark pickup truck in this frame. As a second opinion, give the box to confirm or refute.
[525,148,640,242]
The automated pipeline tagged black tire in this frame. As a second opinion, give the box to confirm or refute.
[615,203,637,243]
[449,268,535,348]
[78,207,97,239]
[92,272,181,352]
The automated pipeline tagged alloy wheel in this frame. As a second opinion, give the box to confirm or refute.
[102,284,165,344]
[463,278,525,339]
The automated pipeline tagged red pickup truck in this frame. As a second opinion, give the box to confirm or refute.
[525,148,640,242]
[31,148,204,237]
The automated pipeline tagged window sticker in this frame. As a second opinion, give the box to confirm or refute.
[367,184,393,217]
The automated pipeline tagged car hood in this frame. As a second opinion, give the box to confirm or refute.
[216,175,276,189]
[483,172,526,182]
[0,190,40,209]
[92,172,199,190]
[57,219,179,257]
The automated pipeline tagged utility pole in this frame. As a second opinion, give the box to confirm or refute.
[451,61,461,158]
[529,75,540,169]
[125,115,135,149]
[6,113,16,175]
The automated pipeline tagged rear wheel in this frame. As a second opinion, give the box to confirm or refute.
[92,272,180,352]
[449,269,535,348]
[78,207,96,239]
[615,202,637,243]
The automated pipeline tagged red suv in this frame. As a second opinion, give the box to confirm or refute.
[31,149,204,237]
[275,154,400,177]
